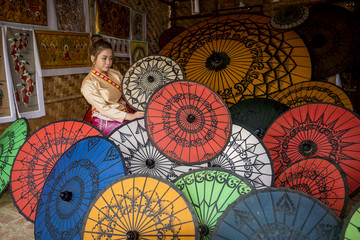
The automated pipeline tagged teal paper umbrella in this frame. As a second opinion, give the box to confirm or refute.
[174,168,254,240]
[0,118,28,195]
[212,188,342,239]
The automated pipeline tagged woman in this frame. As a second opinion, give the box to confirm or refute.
[81,36,144,135]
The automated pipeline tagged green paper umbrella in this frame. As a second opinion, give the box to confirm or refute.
[340,201,360,240]
[0,118,28,195]
[174,168,254,240]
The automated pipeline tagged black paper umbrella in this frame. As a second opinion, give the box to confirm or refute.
[159,26,186,49]
[229,98,289,139]
[0,118,28,195]
[81,174,199,239]
[295,4,360,80]
[34,136,126,240]
[271,5,309,29]
[122,55,185,111]
[208,124,274,189]
[212,188,342,239]
[159,14,312,106]
[10,119,104,222]
[108,118,205,181]
[174,168,254,240]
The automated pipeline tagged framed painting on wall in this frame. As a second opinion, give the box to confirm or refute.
[130,41,148,65]
[55,0,86,32]
[0,26,16,123]
[35,30,91,69]
[95,0,130,39]
[130,8,146,41]
[0,0,47,26]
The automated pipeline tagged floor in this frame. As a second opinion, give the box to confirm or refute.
[0,186,359,240]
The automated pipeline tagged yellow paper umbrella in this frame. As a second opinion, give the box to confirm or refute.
[271,80,354,111]
[159,14,312,106]
[81,175,199,239]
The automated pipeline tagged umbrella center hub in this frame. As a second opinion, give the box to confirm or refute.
[199,224,210,236]
[126,230,139,240]
[147,76,155,82]
[59,191,72,202]
[206,51,230,72]
[299,140,317,156]
[145,159,156,169]
[312,33,327,49]
[187,114,196,123]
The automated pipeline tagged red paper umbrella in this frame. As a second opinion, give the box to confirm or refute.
[10,120,104,222]
[145,80,232,165]
[274,158,349,218]
[263,103,360,197]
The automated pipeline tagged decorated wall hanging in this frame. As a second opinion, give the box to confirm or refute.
[102,35,130,57]
[35,30,91,69]
[0,0,47,26]
[4,26,45,119]
[130,8,146,41]
[158,14,312,107]
[55,0,86,32]
[0,26,16,123]
[95,0,130,39]
[130,40,147,65]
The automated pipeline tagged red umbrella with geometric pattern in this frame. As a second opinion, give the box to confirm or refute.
[10,119,104,222]
[263,103,360,197]
[274,157,349,218]
[145,80,232,165]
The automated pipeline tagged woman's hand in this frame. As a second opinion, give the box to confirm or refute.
[125,111,145,121]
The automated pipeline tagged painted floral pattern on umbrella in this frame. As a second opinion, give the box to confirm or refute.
[10,120,104,222]
[145,80,231,165]
[274,158,349,218]
[81,175,199,239]
[263,103,360,196]
[159,14,311,106]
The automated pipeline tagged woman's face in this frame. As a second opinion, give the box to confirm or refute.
[91,48,113,73]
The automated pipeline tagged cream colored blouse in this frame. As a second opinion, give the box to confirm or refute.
[81,68,128,122]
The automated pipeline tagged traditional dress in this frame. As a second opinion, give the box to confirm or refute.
[81,68,134,135]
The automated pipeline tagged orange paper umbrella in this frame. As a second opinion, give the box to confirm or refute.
[145,80,232,165]
[159,14,311,106]
[81,174,199,239]
[263,103,360,197]
[271,80,354,111]
[10,120,104,222]
[274,158,349,218]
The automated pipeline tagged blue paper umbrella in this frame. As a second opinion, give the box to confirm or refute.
[174,168,254,240]
[208,124,274,189]
[34,136,126,240]
[212,188,342,240]
[109,118,205,181]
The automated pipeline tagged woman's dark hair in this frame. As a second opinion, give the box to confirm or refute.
[89,35,114,60]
